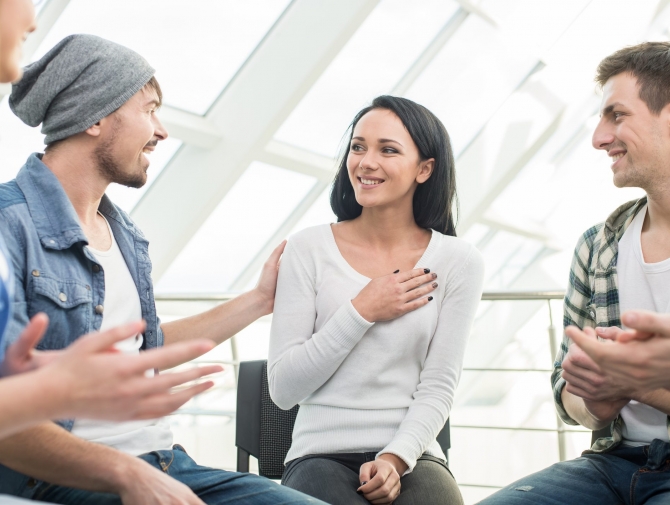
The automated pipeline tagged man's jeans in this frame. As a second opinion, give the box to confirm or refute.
[30,446,323,505]
[479,438,670,504]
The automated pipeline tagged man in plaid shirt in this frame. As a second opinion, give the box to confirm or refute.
[481,42,670,504]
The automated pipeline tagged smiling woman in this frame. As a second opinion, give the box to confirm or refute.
[269,96,484,505]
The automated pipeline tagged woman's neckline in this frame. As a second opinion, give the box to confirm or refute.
[324,223,438,282]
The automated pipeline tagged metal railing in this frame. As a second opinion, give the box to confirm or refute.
[158,290,577,491]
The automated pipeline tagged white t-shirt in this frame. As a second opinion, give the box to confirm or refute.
[618,205,670,446]
[70,215,173,456]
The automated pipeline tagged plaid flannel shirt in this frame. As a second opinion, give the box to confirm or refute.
[551,195,670,452]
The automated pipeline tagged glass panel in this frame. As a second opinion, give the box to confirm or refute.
[465,299,554,370]
[449,427,559,488]
[405,0,592,157]
[156,161,316,293]
[274,0,460,157]
[106,137,182,213]
[476,230,545,290]
[454,371,554,429]
[290,186,337,235]
[404,15,537,156]
[32,0,291,114]
[461,223,491,247]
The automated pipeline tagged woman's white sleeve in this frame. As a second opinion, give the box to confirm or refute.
[378,246,484,473]
[268,239,374,410]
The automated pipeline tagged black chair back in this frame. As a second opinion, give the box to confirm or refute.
[236,360,451,479]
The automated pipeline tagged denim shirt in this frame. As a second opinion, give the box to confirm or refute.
[0,153,163,497]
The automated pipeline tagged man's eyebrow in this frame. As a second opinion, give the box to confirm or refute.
[145,99,161,108]
[601,102,623,116]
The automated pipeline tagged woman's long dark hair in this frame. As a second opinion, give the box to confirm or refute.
[329,95,458,236]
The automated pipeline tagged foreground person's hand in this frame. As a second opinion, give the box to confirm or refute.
[119,458,206,505]
[352,268,438,322]
[568,315,670,391]
[358,456,403,504]
[39,320,222,421]
[0,313,63,376]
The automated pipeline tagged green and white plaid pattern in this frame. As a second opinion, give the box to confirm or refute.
[551,196,654,452]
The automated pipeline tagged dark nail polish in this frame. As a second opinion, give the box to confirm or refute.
[432,273,437,279]
[428,296,433,301]
[424,268,430,274]
[393,270,400,274]
[432,282,438,288]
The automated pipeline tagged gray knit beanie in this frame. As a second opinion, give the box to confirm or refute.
[10,34,155,144]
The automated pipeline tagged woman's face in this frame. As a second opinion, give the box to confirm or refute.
[347,108,433,210]
[0,0,37,83]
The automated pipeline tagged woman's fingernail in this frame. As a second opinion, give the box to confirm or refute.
[432,273,437,279]
[424,268,430,274]
[428,296,433,301]
[432,282,438,288]
[624,312,638,324]
[361,481,368,485]
[393,270,400,274]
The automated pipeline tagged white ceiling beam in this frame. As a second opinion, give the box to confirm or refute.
[132,0,380,279]
[391,8,470,96]
[158,105,222,149]
[479,212,561,251]
[453,0,497,27]
[457,108,564,235]
[259,139,336,182]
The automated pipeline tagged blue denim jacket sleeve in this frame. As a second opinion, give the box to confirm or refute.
[0,204,29,354]
[0,156,165,497]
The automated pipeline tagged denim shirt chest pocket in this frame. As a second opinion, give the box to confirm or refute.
[28,271,93,349]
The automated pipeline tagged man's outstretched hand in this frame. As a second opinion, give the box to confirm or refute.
[0,313,62,376]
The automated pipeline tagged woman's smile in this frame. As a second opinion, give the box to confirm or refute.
[358,176,385,188]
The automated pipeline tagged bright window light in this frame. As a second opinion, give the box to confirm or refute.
[274,0,460,158]
[32,0,291,115]
[157,161,317,293]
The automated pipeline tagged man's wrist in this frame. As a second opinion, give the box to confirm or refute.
[247,288,273,316]
[107,453,149,494]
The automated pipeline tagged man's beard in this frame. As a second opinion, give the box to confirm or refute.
[94,126,147,189]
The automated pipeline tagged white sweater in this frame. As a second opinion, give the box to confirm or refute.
[268,224,484,472]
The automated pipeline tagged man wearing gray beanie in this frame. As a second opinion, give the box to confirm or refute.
[0,34,319,505]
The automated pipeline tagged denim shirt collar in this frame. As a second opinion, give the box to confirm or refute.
[16,154,88,251]
[15,153,148,250]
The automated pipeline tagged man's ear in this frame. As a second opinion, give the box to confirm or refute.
[84,121,102,138]
[416,158,435,184]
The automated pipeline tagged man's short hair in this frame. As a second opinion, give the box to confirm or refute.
[145,76,163,108]
[596,41,670,114]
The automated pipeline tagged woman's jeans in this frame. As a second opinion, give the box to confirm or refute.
[479,438,670,504]
[31,445,323,505]
[282,452,463,505]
